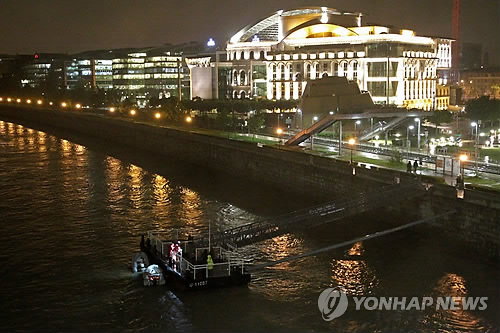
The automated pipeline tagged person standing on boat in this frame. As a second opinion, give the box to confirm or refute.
[168,243,175,268]
[207,254,214,275]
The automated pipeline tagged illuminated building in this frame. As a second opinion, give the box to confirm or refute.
[113,52,146,90]
[112,50,189,104]
[226,7,453,110]
[435,84,450,110]
[20,54,66,89]
[144,52,188,99]
[78,59,113,89]
[64,60,79,90]
[460,69,500,100]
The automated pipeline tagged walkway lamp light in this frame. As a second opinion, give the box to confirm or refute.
[276,127,283,145]
[471,122,479,175]
[37,99,42,105]
[75,103,81,109]
[406,125,414,158]
[130,109,136,116]
[155,112,161,119]
[354,120,361,135]
[459,154,468,174]
[49,102,53,106]
[16,98,21,103]
[348,138,356,164]
[61,102,67,108]
[7,98,12,102]
[414,118,421,152]
[0,97,3,102]
[26,99,31,104]
[109,107,116,113]
[185,116,192,123]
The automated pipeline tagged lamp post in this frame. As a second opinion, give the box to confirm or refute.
[415,118,421,153]
[348,138,356,164]
[459,154,467,176]
[406,125,414,158]
[471,122,479,175]
[311,116,318,150]
[329,111,335,147]
[297,108,303,130]
[354,120,361,136]
[276,127,283,145]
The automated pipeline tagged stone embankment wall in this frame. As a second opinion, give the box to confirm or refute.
[1,106,498,257]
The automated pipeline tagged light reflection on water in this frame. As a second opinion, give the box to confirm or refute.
[0,119,497,332]
[331,242,378,296]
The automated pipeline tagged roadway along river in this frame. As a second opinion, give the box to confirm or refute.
[0,119,498,332]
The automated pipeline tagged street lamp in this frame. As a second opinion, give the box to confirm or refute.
[406,125,414,158]
[185,116,192,123]
[130,109,136,116]
[155,112,161,119]
[348,138,356,164]
[297,108,303,129]
[276,127,283,145]
[471,122,479,175]
[459,154,468,175]
[354,120,361,136]
[414,118,421,152]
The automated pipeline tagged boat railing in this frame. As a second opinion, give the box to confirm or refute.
[145,231,248,281]
[181,256,247,280]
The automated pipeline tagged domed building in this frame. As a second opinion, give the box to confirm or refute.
[225,7,452,110]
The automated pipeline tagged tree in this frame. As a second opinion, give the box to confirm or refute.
[465,96,500,127]
[161,97,184,122]
[426,111,453,135]
[215,108,232,131]
[248,112,265,138]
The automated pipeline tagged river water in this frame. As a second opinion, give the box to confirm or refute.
[0,119,498,332]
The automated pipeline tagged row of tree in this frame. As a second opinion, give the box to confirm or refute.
[464,96,500,125]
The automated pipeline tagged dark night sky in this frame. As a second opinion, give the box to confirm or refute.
[0,0,499,65]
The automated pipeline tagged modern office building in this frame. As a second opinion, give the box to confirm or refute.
[112,52,146,91]
[64,60,80,90]
[226,7,453,110]
[77,58,113,90]
[111,49,189,104]
[144,52,188,99]
[20,54,66,90]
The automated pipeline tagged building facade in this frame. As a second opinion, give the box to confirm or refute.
[226,7,453,110]
[460,69,500,101]
[186,51,232,100]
